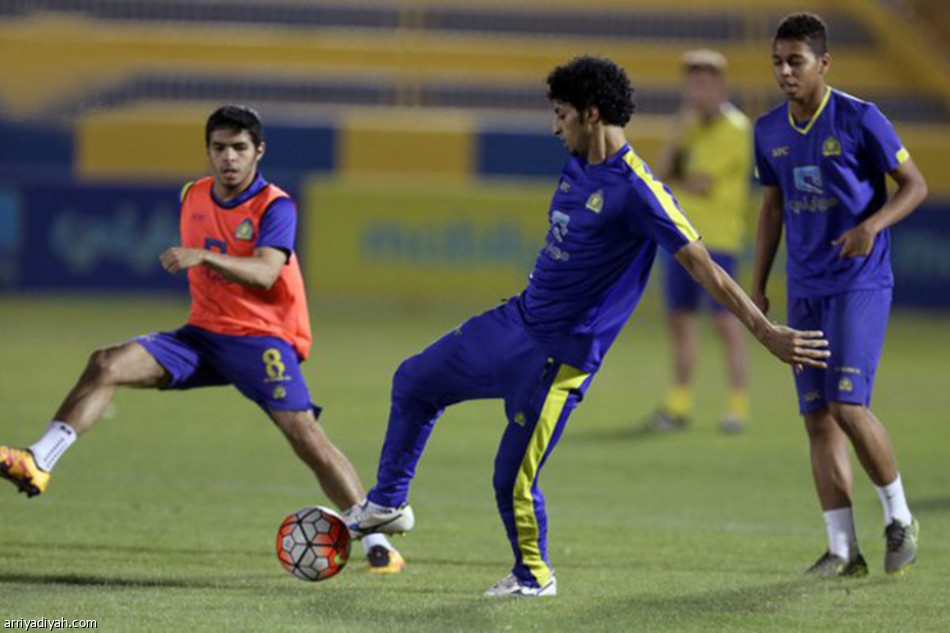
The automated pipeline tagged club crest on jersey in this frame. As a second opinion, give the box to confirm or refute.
[585,190,604,214]
[559,179,571,192]
[272,385,287,400]
[235,219,255,241]
[822,136,842,157]
[838,377,854,393]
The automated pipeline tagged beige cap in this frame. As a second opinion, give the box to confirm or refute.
[682,49,727,74]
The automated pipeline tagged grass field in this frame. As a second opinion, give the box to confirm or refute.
[0,296,948,632]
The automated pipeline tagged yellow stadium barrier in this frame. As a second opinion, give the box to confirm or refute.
[303,176,552,307]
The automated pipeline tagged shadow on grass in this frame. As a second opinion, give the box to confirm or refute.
[0,572,246,590]
[297,575,893,632]
[626,575,889,613]
[0,539,265,559]
[537,575,896,630]
[910,496,950,515]
[566,424,676,444]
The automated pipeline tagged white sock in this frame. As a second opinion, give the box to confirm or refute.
[823,507,857,560]
[360,533,393,554]
[28,421,77,472]
[875,474,913,526]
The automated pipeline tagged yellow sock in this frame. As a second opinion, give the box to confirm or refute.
[666,386,692,418]
[728,390,749,422]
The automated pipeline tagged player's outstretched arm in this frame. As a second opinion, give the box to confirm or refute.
[674,240,829,370]
[832,158,928,258]
[750,185,784,316]
[160,246,285,289]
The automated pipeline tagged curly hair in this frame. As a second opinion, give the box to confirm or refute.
[546,56,636,126]
[205,104,264,147]
[775,12,829,57]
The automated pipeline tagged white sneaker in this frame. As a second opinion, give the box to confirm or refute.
[343,499,415,538]
[484,573,556,598]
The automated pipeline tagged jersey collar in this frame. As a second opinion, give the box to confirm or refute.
[211,172,269,209]
[787,87,831,136]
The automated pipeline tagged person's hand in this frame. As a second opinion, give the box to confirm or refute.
[752,291,770,317]
[760,325,830,372]
[160,247,206,274]
[832,222,877,258]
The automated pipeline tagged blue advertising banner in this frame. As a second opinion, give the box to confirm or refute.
[1,181,186,292]
[1,178,947,310]
[891,203,950,309]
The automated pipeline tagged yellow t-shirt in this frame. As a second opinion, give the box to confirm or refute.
[673,103,752,254]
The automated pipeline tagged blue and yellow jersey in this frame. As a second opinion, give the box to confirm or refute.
[754,88,908,298]
[514,144,700,372]
[673,103,752,253]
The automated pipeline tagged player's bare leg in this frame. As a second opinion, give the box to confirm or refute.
[269,409,406,573]
[269,409,364,509]
[827,403,897,486]
[803,408,867,577]
[645,312,696,431]
[55,342,170,435]
[712,311,748,432]
[2,342,169,496]
[805,408,853,511]
[828,402,917,574]
[669,311,698,393]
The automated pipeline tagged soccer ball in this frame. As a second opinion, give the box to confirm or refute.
[276,506,351,581]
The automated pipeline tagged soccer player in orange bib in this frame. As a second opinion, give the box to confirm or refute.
[0,105,404,573]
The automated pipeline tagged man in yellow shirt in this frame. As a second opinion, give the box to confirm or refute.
[645,50,753,433]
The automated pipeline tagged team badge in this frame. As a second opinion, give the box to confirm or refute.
[585,190,604,213]
[838,377,854,393]
[235,218,255,241]
[822,136,842,157]
[513,412,526,426]
[559,179,571,192]
[273,386,287,400]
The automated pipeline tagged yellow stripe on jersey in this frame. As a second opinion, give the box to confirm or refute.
[622,150,700,243]
[512,364,589,587]
[896,147,910,165]
[787,87,831,136]
[179,181,195,203]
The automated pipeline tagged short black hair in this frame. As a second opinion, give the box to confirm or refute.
[775,12,829,57]
[546,56,636,126]
[205,104,264,147]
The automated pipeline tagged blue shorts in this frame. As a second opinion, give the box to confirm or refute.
[135,325,318,414]
[787,289,891,414]
[663,250,737,314]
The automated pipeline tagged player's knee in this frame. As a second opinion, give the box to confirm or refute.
[803,410,835,440]
[492,464,518,502]
[392,358,423,400]
[829,402,867,435]
[85,347,123,385]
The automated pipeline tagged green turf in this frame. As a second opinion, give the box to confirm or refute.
[1,296,948,632]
